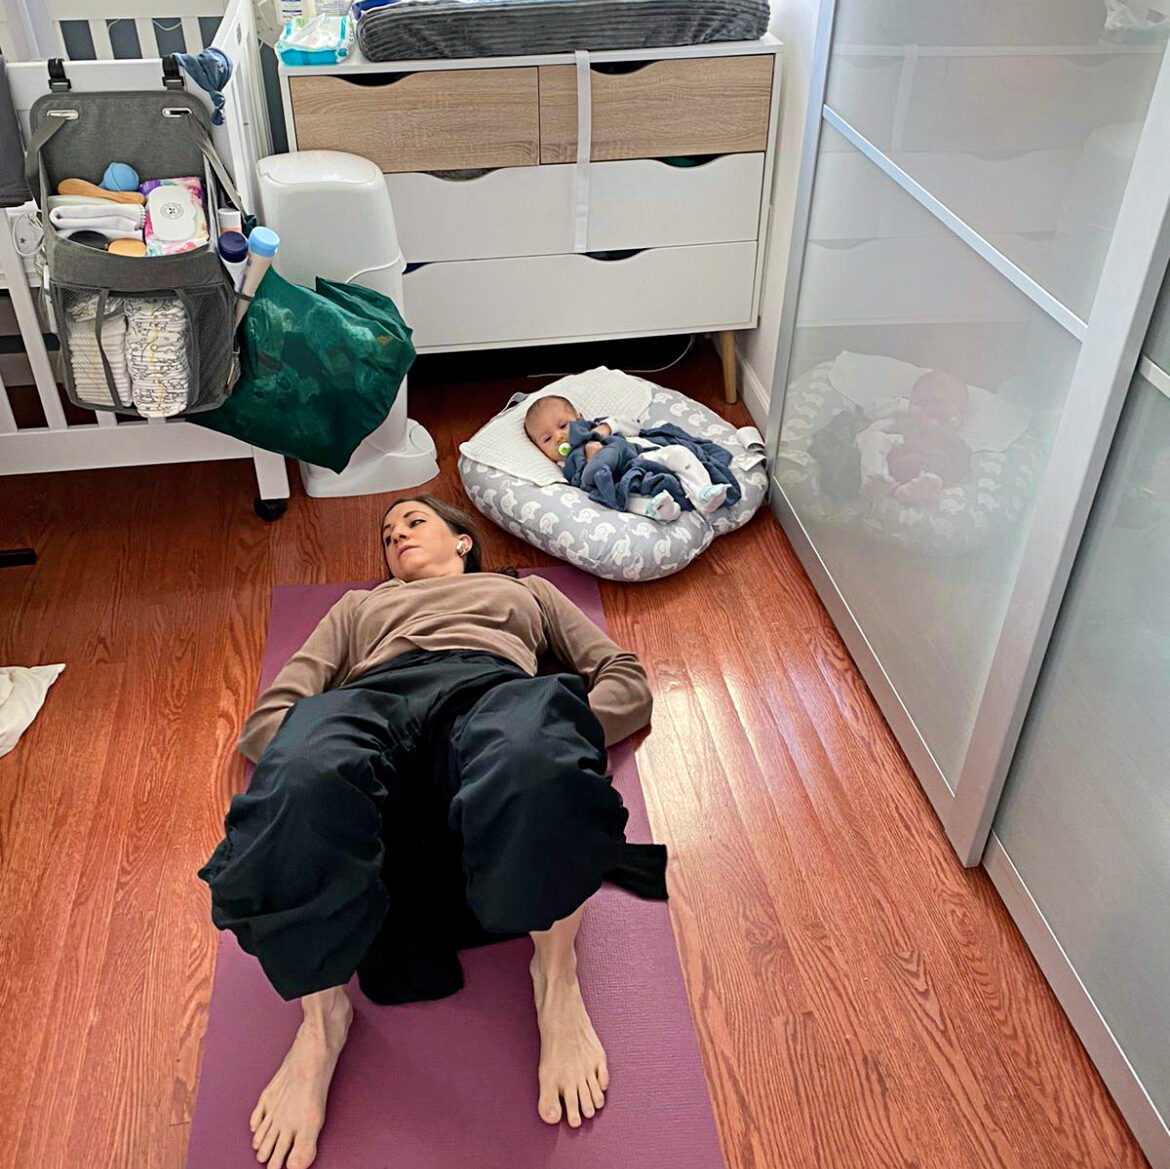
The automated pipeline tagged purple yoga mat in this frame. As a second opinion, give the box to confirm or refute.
[187,566,724,1169]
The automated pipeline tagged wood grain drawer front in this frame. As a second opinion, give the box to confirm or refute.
[288,70,540,173]
[538,57,773,164]
[403,242,757,350]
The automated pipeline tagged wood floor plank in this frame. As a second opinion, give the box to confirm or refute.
[0,344,1148,1169]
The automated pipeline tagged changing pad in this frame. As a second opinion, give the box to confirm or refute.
[354,0,770,62]
[459,374,767,581]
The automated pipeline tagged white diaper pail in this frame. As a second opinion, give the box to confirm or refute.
[255,151,438,497]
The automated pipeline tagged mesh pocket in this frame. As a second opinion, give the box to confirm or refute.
[51,278,237,417]
[53,285,134,411]
[178,282,237,413]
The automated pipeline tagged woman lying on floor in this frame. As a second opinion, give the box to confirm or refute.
[199,494,667,1169]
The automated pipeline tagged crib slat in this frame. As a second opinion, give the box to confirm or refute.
[96,411,117,428]
[181,16,203,52]
[0,219,67,431]
[91,18,115,60]
[0,369,17,434]
[135,17,157,57]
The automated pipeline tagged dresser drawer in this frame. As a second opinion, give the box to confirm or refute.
[288,69,540,173]
[589,154,764,250]
[387,166,574,261]
[403,242,758,349]
[538,57,773,164]
[388,153,764,262]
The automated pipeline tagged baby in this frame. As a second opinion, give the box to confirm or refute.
[856,369,973,508]
[524,395,734,521]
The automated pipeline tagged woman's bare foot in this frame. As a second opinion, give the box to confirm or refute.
[249,986,353,1169]
[530,952,609,1128]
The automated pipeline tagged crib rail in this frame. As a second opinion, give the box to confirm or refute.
[1,0,287,504]
[1,1,226,62]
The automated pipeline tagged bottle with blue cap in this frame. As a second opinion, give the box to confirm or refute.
[234,226,281,327]
[217,229,249,290]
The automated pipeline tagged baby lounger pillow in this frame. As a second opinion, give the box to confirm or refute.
[458,368,768,581]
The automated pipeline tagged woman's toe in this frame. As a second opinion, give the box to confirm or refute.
[579,1083,596,1119]
[539,1086,562,1125]
[564,1087,583,1128]
[587,1074,605,1110]
[252,1115,272,1151]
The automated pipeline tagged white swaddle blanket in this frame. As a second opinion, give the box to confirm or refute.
[48,198,145,241]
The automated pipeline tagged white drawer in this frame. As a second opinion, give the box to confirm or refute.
[588,154,764,251]
[387,166,574,262]
[387,154,764,263]
[402,242,757,350]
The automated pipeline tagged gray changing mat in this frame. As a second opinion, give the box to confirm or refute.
[353,0,770,62]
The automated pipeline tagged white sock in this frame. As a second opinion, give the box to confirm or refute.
[697,483,729,514]
[628,490,681,522]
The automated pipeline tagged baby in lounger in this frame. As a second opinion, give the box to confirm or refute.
[524,395,740,521]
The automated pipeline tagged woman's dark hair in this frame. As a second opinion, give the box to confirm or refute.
[382,495,483,575]
[382,494,520,578]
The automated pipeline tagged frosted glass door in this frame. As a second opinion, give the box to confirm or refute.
[993,360,1170,1127]
[769,0,1170,836]
[775,128,1080,787]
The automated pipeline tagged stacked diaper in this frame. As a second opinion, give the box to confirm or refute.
[62,294,133,408]
[125,298,191,417]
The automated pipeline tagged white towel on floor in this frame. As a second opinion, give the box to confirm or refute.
[0,664,65,758]
[458,367,655,485]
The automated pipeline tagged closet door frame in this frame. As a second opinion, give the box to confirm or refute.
[766,0,1170,865]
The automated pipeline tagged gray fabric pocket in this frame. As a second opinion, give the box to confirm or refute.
[47,231,236,415]
[28,89,241,415]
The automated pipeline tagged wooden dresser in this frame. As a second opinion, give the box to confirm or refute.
[278,36,782,400]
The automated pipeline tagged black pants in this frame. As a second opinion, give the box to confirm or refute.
[199,650,666,1004]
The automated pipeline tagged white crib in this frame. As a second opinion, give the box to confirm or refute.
[0,0,290,514]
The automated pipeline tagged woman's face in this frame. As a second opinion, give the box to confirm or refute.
[382,501,469,582]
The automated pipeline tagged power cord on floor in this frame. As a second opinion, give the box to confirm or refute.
[524,333,695,380]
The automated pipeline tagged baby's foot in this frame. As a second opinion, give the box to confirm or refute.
[697,483,728,514]
[651,491,681,522]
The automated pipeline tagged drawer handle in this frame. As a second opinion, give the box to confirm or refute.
[427,168,497,182]
[657,154,721,168]
[584,249,645,262]
[338,72,412,87]
[591,61,654,75]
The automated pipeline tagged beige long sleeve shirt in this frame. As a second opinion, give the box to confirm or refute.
[238,572,652,763]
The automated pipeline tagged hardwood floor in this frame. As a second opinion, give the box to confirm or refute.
[0,345,1146,1169]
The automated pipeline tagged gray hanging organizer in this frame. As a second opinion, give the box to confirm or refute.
[24,57,248,416]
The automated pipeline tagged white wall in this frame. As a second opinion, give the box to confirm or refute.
[737,0,823,428]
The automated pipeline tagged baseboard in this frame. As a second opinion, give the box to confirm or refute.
[983,832,1170,1169]
[736,348,772,430]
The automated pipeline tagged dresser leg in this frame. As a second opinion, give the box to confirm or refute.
[718,330,738,405]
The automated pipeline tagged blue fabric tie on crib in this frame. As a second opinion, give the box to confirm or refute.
[175,48,232,126]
